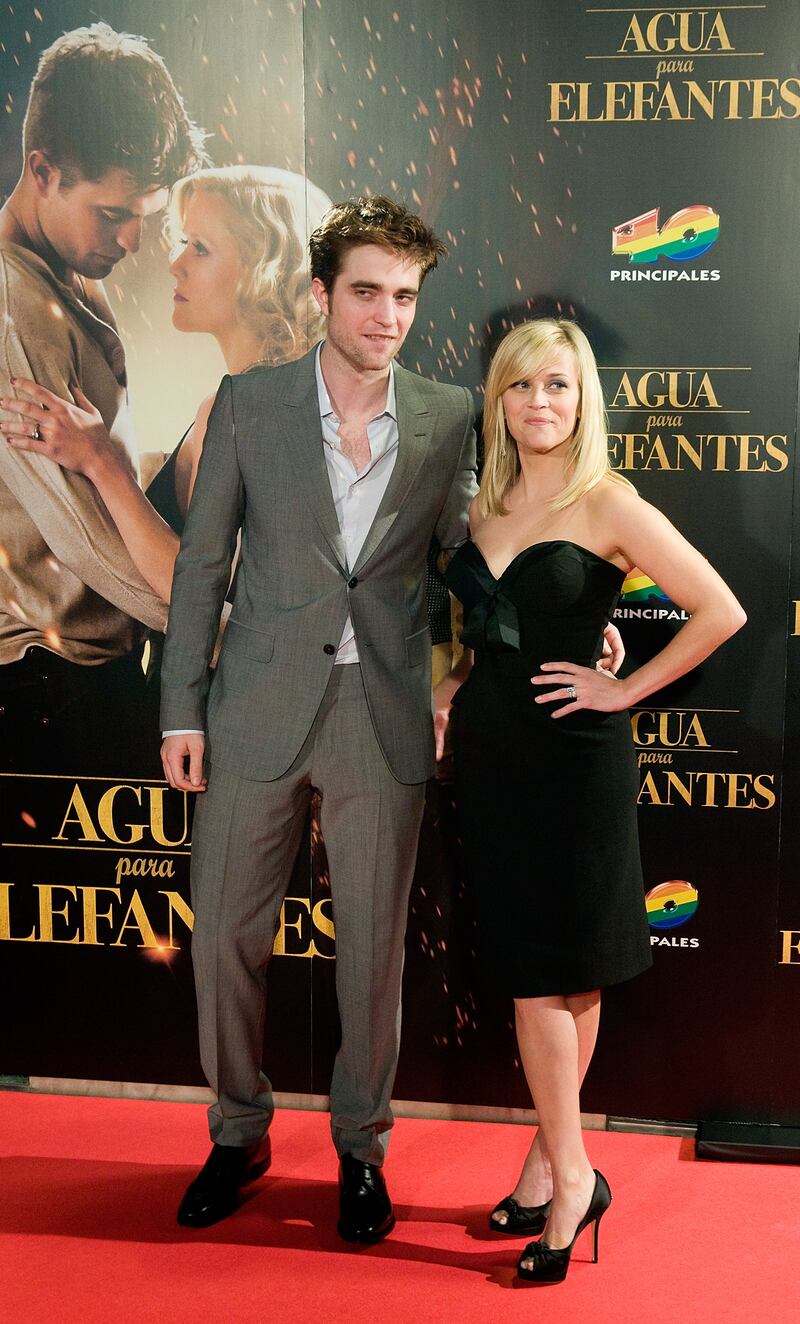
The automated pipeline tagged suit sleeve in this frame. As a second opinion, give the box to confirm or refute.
[159,376,244,731]
[434,386,478,556]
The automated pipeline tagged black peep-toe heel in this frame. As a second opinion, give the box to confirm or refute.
[517,1170,612,1284]
[489,1194,551,1236]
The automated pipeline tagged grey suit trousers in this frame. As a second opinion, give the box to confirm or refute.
[189,664,426,1165]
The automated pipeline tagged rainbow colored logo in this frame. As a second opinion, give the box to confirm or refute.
[613,205,720,264]
[646,881,699,930]
[621,570,670,604]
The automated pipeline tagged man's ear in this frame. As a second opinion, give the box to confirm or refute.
[27,150,62,197]
[311,276,330,318]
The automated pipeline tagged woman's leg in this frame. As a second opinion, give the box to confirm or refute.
[510,991,601,1249]
[494,990,600,1221]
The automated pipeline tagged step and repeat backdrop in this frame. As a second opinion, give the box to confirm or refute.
[1,0,798,1125]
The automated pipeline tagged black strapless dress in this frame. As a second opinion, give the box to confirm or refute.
[446,539,652,998]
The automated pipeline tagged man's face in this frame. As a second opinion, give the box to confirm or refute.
[39,163,168,280]
[312,243,422,374]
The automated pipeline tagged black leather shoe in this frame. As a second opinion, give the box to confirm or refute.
[176,1136,271,1228]
[337,1154,395,1243]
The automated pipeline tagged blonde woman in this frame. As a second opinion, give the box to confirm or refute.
[435,318,744,1284]
[1,165,330,599]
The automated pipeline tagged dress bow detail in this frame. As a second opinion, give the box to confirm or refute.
[461,586,521,653]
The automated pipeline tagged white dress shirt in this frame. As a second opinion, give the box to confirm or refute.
[164,345,399,735]
[316,344,399,664]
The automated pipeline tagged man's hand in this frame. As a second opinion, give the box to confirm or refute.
[598,621,625,675]
[161,734,207,792]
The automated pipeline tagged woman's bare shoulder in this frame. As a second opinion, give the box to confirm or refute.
[468,492,485,535]
[182,392,217,458]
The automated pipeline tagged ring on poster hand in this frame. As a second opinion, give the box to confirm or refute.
[567,685,577,700]
[31,423,41,441]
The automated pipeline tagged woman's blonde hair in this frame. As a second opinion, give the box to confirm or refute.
[166,165,331,363]
[479,318,632,518]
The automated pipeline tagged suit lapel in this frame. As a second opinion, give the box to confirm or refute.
[353,366,432,573]
[276,351,347,569]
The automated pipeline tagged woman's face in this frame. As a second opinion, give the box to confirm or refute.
[501,349,581,458]
[169,190,244,336]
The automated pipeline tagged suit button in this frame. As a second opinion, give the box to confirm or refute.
[323,643,336,655]
[348,576,358,589]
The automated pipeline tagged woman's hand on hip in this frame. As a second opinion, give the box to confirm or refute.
[531,661,630,718]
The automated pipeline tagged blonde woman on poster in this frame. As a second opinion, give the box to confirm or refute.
[436,318,745,1284]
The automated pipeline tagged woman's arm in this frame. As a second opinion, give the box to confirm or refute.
[0,378,214,604]
[534,485,746,717]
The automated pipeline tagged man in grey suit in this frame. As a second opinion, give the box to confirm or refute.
[160,195,476,1242]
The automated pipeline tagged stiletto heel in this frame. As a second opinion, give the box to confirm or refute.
[489,1194,551,1236]
[517,1169,611,1285]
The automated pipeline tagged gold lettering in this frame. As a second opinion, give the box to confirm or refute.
[792,601,800,637]
[781,78,800,119]
[647,12,676,54]
[738,435,768,472]
[310,897,336,959]
[691,372,720,409]
[159,891,194,949]
[147,785,189,848]
[752,775,776,810]
[665,772,693,806]
[638,770,776,809]
[645,434,677,470]
[751,78,780,120]
[686,81,716,118]
[674,434,703,470]
[637,771,664,806]
[683,713,709,747]
[630,710,709,749]
[707,434,738,470]
[632,81,658,119]
[111,890,160,947]
[619,15,647,54]
[705,13,733,53]
[609,372,639,409]
[549,77,800,125]
[726,773,754,809]
[273,897,311,957]
[606,81,633,121]
[578,82,606,121]
[54,784,103,843]
[36,884,80,944]
[80,886,120,946]
[0,882,36,941]
[765,436,789,473]
[718,78,747,120]
[97,784,145,846]
[779,931,800,964]
[549,82,576,122]
[652,82,685,120]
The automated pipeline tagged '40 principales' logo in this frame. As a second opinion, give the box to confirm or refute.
[611,205,720,282]
[646,880,700,949]
[614,569,689,623]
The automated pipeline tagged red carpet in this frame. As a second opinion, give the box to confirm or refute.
[1,1090,797,1324]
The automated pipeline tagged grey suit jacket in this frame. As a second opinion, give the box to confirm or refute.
[160,346,476,784]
